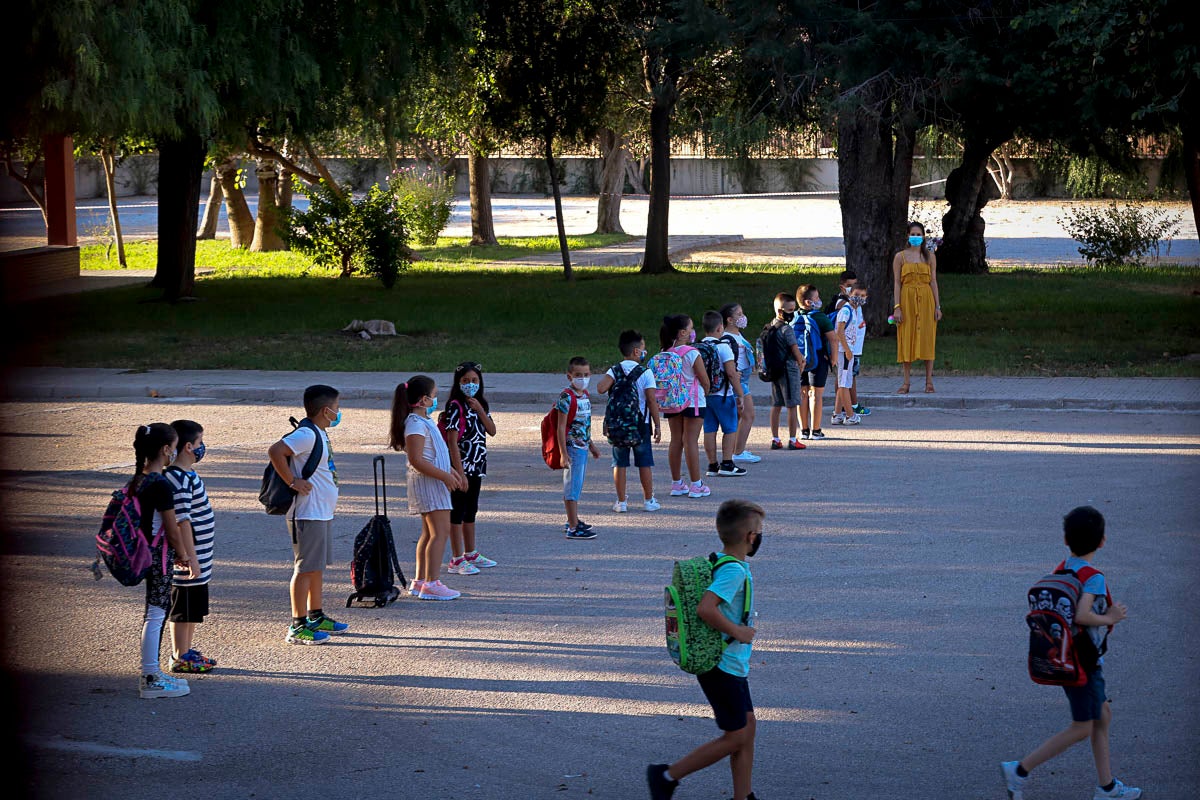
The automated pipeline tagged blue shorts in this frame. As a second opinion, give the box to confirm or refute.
[562,445,588,501]
[612,420,654,468]
[1063,666,1108,722]
[703,393,739,435]
[697,667,753,732]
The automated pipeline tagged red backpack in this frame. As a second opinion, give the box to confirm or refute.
[1026,561,1112,687]
[540,392,580,469]
[436,399,467,444]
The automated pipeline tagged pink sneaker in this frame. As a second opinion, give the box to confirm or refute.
[669,479,689,497]
[418,580,461,601]
[687,481,711,498]
[408,579,426,597]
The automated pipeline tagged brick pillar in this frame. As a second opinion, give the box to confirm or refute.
[43,134,77,247]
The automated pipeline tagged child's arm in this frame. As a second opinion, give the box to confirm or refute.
[161,509,198,580]
[644,387,662,443]
[556,407,570,459]
[596,373,614,394]
[789,341,806,372]
[697,591,755,644]
[722,356,743,405]
[467,398,497,436]
[1075,593,1128,627]
[446,429,466,476]
[691,354,712,392]
[406,431,465,491]
[835,317,851,360]
[267,440,311,495]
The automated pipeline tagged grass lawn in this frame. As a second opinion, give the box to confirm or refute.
[11,248,1200,376]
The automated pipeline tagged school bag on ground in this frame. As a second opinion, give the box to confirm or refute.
[648,349,691,413]
[603,363,647,447]
[694,341,725,394]
[437,399,467,444]
[755,324,786,382]
[1025,561,1110,687]
[92,475,169,586]
[258,417,324,515]
[347,456,405,608]
[540,392,579,469]
[665,553,751,675]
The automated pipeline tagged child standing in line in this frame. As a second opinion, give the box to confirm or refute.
[794,285,835,441]
[598,330,661,513]
[661,314,712,499]
[647,499,765,800]
[765,294,807,450]
[390,376,468,600]
[720,303,760,464]
[557,357,601,539]
[699,310,747,478]
[130,423,195,698]
[829,270,871,417]
[267,384,350,643]
[1002,507,1140,800]
[165,419,217,674]
[832,285,867,426]
[442,362,499,575]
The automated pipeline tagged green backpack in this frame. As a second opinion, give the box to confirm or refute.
[665,553,751,674]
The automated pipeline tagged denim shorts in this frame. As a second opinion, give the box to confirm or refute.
[1063,666,1108,722]
[612,420,654,468]
[697,667,753,732]
[562,445,589,501]
[703,393,739,435]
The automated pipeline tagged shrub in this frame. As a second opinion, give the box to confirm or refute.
[1059,202,1182,267]
[284,179,410,288]
[391,166,454,246]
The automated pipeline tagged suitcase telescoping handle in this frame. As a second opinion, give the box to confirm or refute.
[373,455,387,517]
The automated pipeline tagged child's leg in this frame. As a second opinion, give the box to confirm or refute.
[564,499,579,527]
[414,514,433,582]
[564,447,583,526]
[667,415,684,481]
[683,416,704,481]
[1019,721,1093,772]
[735,394,755,452]
[811,379,825,426]
[638,466,654,500]
[462,522,477,554]
[849,374,858,405]
[1090,700,1114,786]
[171,621,194,658]
[423,509,452,581]
[786,406,799,440]
[729,711,757,800]
[450,523,466,559]
[613,465,628,502]
[799,386,812,431]
[703,430,718,465]
[668,724,755,785]
[142,603,168,675]
[768,405,782,439]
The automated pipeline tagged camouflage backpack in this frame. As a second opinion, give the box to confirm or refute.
[664,553,751,674]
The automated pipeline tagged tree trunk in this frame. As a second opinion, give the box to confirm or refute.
[595,127,627,234]
[99,148,127,266]
[626,156,648,195]
[1183,119,1200,239]
[836,95,916,335]
[197,173,223,240]
[151,134,206,301]
[939,134,1002,275]
[545,138,573,282]
[276,167,294,214]
[469,146,498,246]
[641,80,677,274]
[251,159,286,251]
[216,158,255,248]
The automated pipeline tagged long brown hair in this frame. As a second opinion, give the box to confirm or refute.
[389,376,436,451]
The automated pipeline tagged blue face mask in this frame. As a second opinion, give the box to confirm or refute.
[328,409,342,428]
[461,382,480,398]
[908,235,924,247]
[428,397,439,413]
[193,443,206,463]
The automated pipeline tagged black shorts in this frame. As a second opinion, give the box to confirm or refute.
[801,355,830,388]
[697,667,753,731]
[450,475,484,525]
[168,582,210,623]
[664,407,704,419]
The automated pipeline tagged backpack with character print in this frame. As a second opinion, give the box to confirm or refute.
[1025,562,1111,687]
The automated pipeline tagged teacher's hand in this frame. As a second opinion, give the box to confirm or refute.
[892,309,903,324]
[935,308,943,322]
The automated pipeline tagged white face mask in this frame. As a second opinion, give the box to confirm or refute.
[571,376,589,391]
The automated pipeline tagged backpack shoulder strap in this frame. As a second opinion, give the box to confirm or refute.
[710,554,752,624]
[297,418,324,480]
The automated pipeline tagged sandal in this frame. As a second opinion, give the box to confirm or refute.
[924,382,936,393]
[896,383,910,394]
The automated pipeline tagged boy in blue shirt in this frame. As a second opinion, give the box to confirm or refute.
[1002,506,1140,800]
[648,499,764,800]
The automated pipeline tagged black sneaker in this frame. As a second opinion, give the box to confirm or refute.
[565,527,598,540]
[717,461,747,477]
[575,520,594,532]
[646,764,678,800]
[706,462,720,476]
[810,429,826,440]
[800,428,811,440]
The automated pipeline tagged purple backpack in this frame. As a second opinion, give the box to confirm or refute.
[93,481,167,586]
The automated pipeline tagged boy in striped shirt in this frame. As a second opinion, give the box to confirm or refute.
[166,420,218,673]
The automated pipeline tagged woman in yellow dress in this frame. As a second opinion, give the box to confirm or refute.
[891,221,943,393]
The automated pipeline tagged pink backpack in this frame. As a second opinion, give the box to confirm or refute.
[650,346,698,413]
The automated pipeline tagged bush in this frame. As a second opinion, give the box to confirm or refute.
[391,166,454,246]
[1059,202,1182,267]
[284,179,410,288]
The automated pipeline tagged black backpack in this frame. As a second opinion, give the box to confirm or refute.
[603,363,646,447]
[259,417,324,515]
[347,456,405,607]
[694,340,726,394]
[755,323,787,382]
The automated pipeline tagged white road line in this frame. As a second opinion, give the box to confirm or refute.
[28,736,202,761]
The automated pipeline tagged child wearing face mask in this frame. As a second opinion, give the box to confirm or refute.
[719,303,760,464]
[390,376,468,600]
[557,357,602,539]
[442,362,499,575]
[165,419,217,674]
[832,286,869,425]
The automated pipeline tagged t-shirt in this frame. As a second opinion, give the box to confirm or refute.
[606,360,657,419]
[405,412,453,473]
[165,466,215,585]
[701,337,737,397]
[836,304,866,356]
[443,400,491,476]
[708,557,755,677]
[555,389,592,448]
[670,346,707,409]
[769,318,800,364]
[281,423,338,521]
[731,333,753,373]
[1064,555,1110,663]
[134,472,174,542]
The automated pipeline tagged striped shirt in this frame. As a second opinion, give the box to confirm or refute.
[404,413,453,514]
[165,466,215,586]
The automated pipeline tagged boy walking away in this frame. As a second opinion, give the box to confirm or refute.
[598,330,662,513]
[794,285,835,441]
[764,294,807,450]
[830,270,870,417]
[267,384,350,645]
[831,285,867,426]
[648,499,765,800]
[165,420,217,673]
[557,357,601,539]
[698,311,747,477]
[1002,506,1140,800]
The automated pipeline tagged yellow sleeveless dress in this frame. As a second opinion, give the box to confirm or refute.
[897,260,936,362]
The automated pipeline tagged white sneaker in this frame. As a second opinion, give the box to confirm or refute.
[446,557,480,575]
[612,500,628,513]
[643,497,661,512]
[1000,761,1026,800]
[831,414,845,425]
[1093,779,1142,799]
[732,450,762,463]
[139,672,189,699]
[845,413,862,425]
